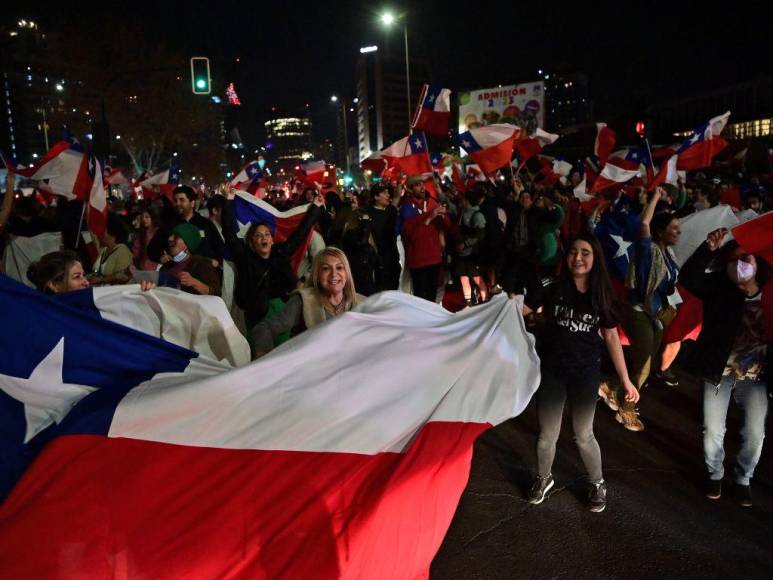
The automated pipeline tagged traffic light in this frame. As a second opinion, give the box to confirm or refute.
[190,57,211,95]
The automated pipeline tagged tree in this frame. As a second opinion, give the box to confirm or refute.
[42,16,224,182]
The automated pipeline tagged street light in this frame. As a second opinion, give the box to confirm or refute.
[330,95,338,103]
[380,10,411,128]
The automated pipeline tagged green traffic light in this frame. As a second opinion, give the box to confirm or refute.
[196,79,207,89]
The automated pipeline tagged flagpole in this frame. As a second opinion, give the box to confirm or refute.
[642,137,656,168]
[403,21,411,130]
[74,201,87,249]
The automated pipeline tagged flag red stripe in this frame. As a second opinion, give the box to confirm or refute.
[470,137,515,175]
[733,212,773,263]
[0,421,488,579]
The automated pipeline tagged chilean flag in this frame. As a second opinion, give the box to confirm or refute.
[2,140,107,237]
[594,123,616,167]
[0,140,74,180]
[591,148,648,193]
[0,278,540,579]
[455,124,519,176]
[360,151,387,175]
[732,211,773,263]
[412,85,451,136]
[451,161,467,193]
[430,152,447,176]
[103,166,129,186]
[231,159,268,197]
[137,166,179,202]
[295,160,328,188]
[231,190,315,273]
[380,130,433,177]
[676,111,731,170]
[513,128,559,164]
[648,154,678,191]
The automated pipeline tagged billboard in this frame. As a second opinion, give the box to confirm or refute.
[458,81,545,135]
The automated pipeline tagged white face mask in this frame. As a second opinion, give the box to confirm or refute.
[172,249,188,263]
[726,259,756,283]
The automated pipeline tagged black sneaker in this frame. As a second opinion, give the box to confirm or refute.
[705,479,722,500]
[528,474,554,505]
[656,368,679,387]
[735,484,753,507]
[588,480,607,512]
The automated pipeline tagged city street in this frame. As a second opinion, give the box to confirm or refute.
[432,367,773,579]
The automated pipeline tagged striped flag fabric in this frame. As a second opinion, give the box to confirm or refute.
[2,140,106,237]
[594,122,616,167]
[231,190,315,273]
[0,284,540,579]
[379,131,433,177]
[455,124,520,175]
[412,85,452,135]
[676,111,731,170]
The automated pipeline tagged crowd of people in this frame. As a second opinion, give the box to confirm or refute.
[1,152,770,513]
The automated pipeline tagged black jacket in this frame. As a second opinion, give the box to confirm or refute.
[502,202,546,256]
[679,242,770,385]
[223,200,321,325]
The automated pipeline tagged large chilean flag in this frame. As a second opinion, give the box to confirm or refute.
[0,281,539,579]
[455,124,519,175]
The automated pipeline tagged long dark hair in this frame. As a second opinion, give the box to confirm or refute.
[557,232,618,323]
[27,250,82,293]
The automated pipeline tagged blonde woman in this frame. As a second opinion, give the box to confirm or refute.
[251,247,365,358]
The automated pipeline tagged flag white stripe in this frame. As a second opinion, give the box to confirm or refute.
[108,293,540,455]
[467,124,519,148]
[235,190,309,217]
[599,162,639,183]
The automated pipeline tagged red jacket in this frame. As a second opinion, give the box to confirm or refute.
[400,199,447,269]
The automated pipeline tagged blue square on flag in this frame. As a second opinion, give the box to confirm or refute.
[455,131,482,153]
[408,131,428,155]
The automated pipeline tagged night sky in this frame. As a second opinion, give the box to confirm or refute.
[16,1,773,147]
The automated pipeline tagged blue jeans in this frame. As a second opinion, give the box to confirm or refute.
[703,375,769,486]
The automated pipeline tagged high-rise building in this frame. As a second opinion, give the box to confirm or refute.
[356,48,430,163]
[648,77,773,141]
[0,19,94,165]
[264,109,312,172]
[542,71,592,132]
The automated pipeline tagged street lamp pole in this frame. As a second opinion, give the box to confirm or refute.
[403,21,411,129]
[341,103,350,173]
[331,95,350,173]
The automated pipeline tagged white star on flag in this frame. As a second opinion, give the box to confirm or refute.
[462,140,472,148]
[689,133,700,144]
[0,338,97,443]
[427,94,435,103]
[413,138,422,149]
[610,234,633,260]
[236,220,251,239]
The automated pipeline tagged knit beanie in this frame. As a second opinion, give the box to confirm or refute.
[172,223,201,253]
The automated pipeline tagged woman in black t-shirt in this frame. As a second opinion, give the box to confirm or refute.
[523,233,639,512]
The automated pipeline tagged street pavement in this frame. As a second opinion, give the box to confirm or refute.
[431,367,773,579]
